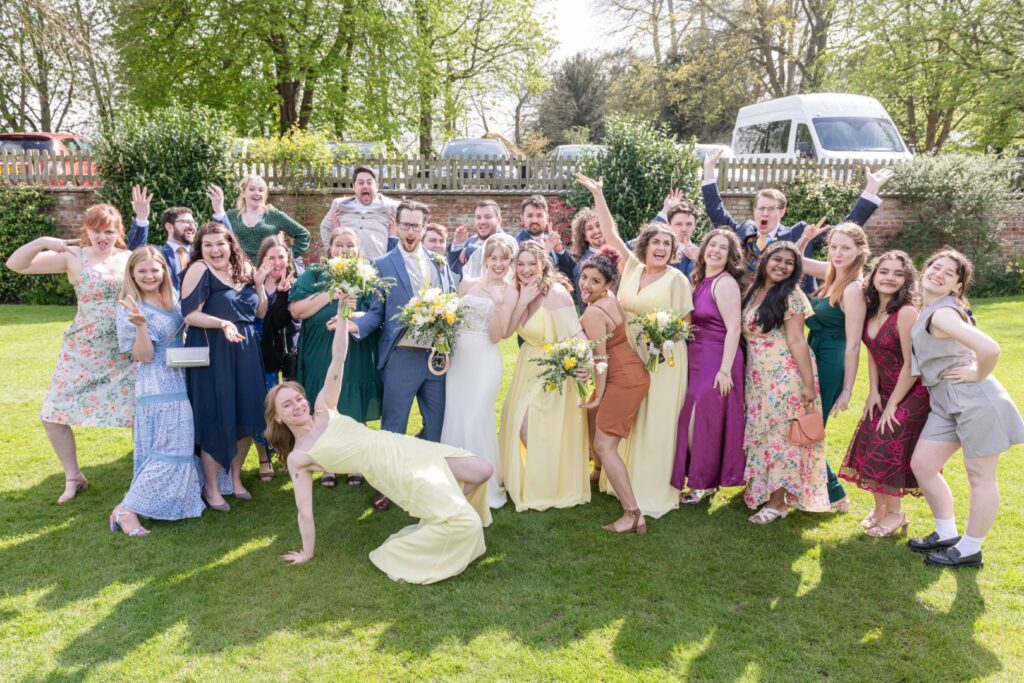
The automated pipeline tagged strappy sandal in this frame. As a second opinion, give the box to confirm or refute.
[371,491,391,511]
[320,474,337,488]
[258,457,275,482]
[602,508,647,534]
[749,506,789,524]
[860,512,884,530]
[347,475,365,486]
[866,513,909,538]
[109,507,149,537]
[680,488,717,505]
[57,476,88,505]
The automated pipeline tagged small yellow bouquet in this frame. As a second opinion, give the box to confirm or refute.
[313,255,391,318]
[531,336,607,399]
[394,287,465,374]
[630,309,692,372]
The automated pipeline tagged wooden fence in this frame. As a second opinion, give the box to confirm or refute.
[1,150,1021,194]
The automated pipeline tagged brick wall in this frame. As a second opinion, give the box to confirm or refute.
[45,187,1024,259]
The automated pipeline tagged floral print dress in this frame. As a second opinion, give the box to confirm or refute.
[40,255,135,427]
[742,289,829,512]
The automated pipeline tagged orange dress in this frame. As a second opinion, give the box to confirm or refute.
[596,322,650,438]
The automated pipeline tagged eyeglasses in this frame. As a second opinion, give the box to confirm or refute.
[174,219,197,226]
[397,222,424,232]
[753,206,782,214]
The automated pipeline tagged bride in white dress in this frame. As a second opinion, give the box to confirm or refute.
[441,233,519,508]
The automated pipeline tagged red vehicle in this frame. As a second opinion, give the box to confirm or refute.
[0,132,98,185]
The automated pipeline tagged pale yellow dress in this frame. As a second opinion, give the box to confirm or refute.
[600,255,694,518]
[498,304,590,511]
[302,410,492,584]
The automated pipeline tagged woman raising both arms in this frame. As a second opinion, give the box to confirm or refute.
[264,296,494,584]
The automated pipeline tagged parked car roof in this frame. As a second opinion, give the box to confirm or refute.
[552,144,602,160]
[440,138,511,158]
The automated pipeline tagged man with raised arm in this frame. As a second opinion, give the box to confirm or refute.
[319,165,398,261]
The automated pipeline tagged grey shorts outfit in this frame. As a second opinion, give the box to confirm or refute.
[910,296,1024,457]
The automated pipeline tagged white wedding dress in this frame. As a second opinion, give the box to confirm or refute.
[440,295,507,508]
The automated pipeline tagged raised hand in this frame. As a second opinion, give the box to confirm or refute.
[453,225,469,245]
[207,184,225,215]
[543,231,562,254]
[131,185,152,223]
[682,243,700,261]
[662,188,684,214]
[574,172,604,196]
[118,296,147,327]
[863,167,894,195]
[798,217,829,250]
[703,147,724,179]
[37,236,75,253]
[518,280,542,305]
[255,261,273,286]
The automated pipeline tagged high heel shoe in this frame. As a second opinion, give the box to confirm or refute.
[680,488,717,505]
[108,508,149,537]
[603,508,647,534]
[57,476,88,505]
[866,513,909,538]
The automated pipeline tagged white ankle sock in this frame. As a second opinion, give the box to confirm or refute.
[954,534,984,556]
[935,517,958,540]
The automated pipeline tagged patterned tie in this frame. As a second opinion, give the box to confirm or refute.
[755,234,768,252]
[176,246,188,271]
[412,250,428,289]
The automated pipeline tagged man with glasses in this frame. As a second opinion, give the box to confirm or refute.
[700,148,893,289]
[320,165,398,260]
[351,200,455,446]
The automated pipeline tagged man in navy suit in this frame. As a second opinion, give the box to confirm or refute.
[350,199,454,442]
[700,148,893,290]
[514,194,576,283]
[447,199,503,280]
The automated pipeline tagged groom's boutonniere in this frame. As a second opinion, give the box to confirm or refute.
[428,251,447,268]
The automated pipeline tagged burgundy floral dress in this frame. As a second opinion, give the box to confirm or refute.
[839,307,928,497]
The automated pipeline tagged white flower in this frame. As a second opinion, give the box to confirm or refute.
[656,310,671,326]
[595,361,608,375]
[663,339,675,352]
[356,262,376,280]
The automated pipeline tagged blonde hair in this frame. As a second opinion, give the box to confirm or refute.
[263,381,306,465]
[482,232,517,261]
[80,204,126,249]
[516,240,569,296]
[235,174,274,212]
[754,188,787,210]
[327,226,360,258]
[815,222,870,306]
[121,246,174,310]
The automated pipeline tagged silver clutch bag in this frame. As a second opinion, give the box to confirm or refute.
[166,327,210,368]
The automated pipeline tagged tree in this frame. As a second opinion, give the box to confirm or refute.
[535,54,609,147]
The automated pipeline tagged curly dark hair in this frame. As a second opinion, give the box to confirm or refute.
[632,223,678,265]
[741,241,804,333]
[578,246,621,287]
[691,229,744,289]
[570,207,599,259]
[865,250,918,319]
[187,221,251,284]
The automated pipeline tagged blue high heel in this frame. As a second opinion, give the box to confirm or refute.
[109,508,149,537]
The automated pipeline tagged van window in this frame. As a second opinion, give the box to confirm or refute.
[734,120,791,154]
[795,124,815,158]
[812,117,905,153]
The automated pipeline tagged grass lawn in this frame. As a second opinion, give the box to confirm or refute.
[1,299,1022,682]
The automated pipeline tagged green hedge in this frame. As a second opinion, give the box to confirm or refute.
[0,187,75,305]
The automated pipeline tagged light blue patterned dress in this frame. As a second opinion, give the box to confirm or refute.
[116,301,205,520]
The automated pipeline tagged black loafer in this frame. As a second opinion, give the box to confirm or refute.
[907,532,960,553]
[924,546,983,569]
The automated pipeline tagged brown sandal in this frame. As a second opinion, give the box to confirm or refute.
[371,491,391,511]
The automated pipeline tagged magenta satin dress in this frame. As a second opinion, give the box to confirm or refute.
[670,273,746,490]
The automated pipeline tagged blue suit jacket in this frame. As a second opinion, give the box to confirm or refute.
[354,247,455,369]
[701,181,878,291]
[125,220,151,251]
[160,243,187,290]
[515,229,576,284]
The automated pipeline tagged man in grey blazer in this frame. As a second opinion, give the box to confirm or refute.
[320,165,398,260]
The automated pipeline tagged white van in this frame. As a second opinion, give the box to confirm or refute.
[731,94,913,161]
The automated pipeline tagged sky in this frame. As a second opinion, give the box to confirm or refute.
[549,0,621,60]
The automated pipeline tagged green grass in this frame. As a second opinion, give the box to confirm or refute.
[1,300,1022,682]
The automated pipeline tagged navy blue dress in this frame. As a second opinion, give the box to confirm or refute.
[181,266,267,471]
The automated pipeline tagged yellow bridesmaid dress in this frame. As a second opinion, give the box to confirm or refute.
[303,410,492,584]
[498,304,590,511]
[601,255,694,518]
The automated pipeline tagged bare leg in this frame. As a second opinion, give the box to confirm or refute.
[586,406,601,480]
[963,454,1000,538]
[445,455,493,494]
[862,492,887,528]
[875,493,904,530]
[43,420,86,504]
[593,429,645,532]
[231,437,252,495]
[200,450,228,507]
[910,439,960,522]
[110,503,148,536]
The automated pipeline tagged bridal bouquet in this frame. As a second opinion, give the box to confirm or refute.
[394,288,465,374]
[313,255,391,318]
[629,309,692,372]
[532,336,607,399]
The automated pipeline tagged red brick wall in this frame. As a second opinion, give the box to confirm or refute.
[45,187,1024,259]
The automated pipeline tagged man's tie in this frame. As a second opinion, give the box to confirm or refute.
[411,250,428,289]
[755,234,768,253]
[176,246,188,271]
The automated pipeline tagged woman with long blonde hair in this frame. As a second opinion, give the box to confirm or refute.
[264,296,493,583]
[5,204,135,504]
[796,221,870,512]
[498,240,591,511]
[109,246,204,535]
[208,174,310,264]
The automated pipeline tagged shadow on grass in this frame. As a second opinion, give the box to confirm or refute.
[0,467,1002,680]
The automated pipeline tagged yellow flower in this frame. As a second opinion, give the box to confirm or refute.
[645,312,657,324]
[443,312,456,324]
[546,383,557,392]
[334,261,346,274]
[563,357,578,370]
[667,357,676,368]
[544,344,554,353]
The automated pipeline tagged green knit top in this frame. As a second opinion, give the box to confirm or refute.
[224,208,310,263]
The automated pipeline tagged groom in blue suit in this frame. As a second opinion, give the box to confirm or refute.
[352,200,454,442]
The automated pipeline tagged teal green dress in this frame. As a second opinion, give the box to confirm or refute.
[289,268,382,422]
[805,296,848,503]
